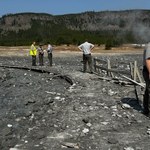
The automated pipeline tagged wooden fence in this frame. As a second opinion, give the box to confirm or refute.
[93,57,145,88]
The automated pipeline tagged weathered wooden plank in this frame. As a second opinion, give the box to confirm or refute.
[93,58,107,63]
[119,74,145,88]
[94,65,130,75]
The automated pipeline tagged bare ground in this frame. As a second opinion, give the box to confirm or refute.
[0,46,150,150]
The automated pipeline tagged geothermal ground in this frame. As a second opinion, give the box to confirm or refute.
[0,46,150,150]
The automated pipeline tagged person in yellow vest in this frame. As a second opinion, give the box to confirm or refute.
[30,41,37,66]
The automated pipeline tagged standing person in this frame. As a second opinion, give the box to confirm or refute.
[30,41,37,66]
[78,40,94,73]
[143,42,150,116]
[47,43,53,66]
[38,44,44,66]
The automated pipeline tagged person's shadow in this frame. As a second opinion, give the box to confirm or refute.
[121,97,143,111]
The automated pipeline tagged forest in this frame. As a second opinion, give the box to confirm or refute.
[0,10,150,47]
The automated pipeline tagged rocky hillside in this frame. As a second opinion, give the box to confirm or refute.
[0,10,150,45]
[1,10,150,31]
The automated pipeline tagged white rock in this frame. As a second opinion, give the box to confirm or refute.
[147,129,150,135]
[108,89,117,96]
[102,88,106,93]
[104,106,109,109]
[7,124,12,128]
[45,91,56,95]
[61,98,65,101]
[111,105,117,109]
[86,123,92,127]
[101,122,109,125]
[57,93,61,95]
[15,118,21,122]
[54,96,61,100]
[124,147,134,150]
[89,106,94,110]
[82,128,89,133]
[117,114,122,118]
[122,104,131,109]
[99,103,105,106]
[111,105,118,111]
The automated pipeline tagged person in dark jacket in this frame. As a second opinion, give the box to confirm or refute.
[143,42,150,116]
[37,44,44,66]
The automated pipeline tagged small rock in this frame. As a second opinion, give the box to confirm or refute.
[82,118,89,123]
[102,88,106,93]
[108,137,118,144]
[45,91,56,95]
[101,122,109,125]
[122,104,131,109]
[86,123,92,127]
[124,147,134,150]
[56,93,61,95]
[147,129,150,135]
[109,145,120,150]
[36,131,46,139]
[9,148,19,150]
[61,142,79,149]
[82,128,89,133]
[104,106,109,109]
[108,89,117,96]
[24,110,32,117]
[7,124,13,128]
[111,105,117,109]
[24,99,35,105]
[45,97,54,104]
[61,98,65,101]
[54,96,61,100]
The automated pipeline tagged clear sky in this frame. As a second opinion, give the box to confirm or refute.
[1,0,150,17]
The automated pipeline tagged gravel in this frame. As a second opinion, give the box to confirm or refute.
[0,53,150,150]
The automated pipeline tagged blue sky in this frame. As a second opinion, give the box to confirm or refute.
[1,0,150,17]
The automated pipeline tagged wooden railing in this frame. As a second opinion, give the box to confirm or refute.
[93,57,145,88]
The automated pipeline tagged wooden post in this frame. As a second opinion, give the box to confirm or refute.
[135,62,143,83]
[130,62,133,77]
[107,59,114,78]
[134,61,137,81]
[133,61,143,83]
[93,58,96,72]
[129,62,139,101]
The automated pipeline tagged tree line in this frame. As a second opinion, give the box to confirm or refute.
[0,15,140,49]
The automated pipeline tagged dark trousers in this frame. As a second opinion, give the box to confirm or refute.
[83,54,92,72]
[39,54,44,66]
[32,56,36,66]
[143,66,150,114]
[48,53,52,66]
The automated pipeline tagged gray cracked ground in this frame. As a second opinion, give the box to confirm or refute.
[0,53,150,150]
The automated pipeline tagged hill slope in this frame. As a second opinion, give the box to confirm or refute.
[0,10,150,45]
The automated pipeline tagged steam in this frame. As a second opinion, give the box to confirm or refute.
[133,23,150,43]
